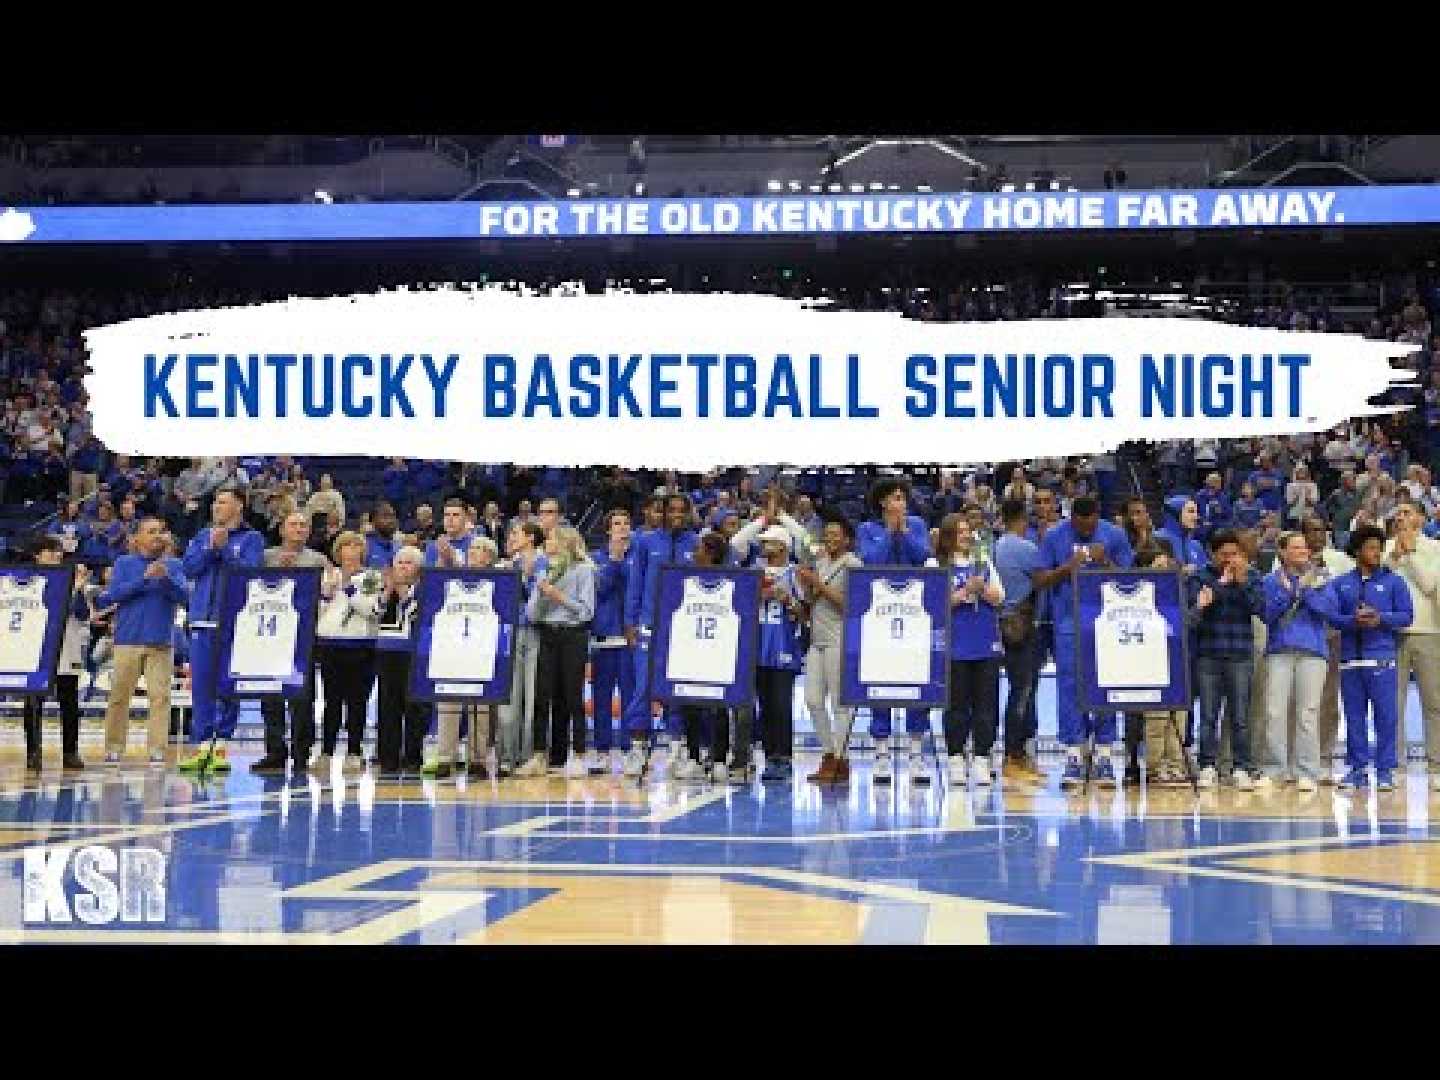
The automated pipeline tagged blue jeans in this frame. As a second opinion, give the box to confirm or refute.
[1002,633,1037,754]
[1196,653,1252,772]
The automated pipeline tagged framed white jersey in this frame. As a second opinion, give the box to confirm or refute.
[649,565,761,708]
[840,566,949,709]
[0,565,74,695]
[1074,568,1191,711]
[216,567,323,699]
[409,568,521,703]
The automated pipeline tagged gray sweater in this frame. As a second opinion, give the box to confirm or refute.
[527,561,596,627]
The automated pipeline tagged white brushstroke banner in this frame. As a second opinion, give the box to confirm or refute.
[83,289,1418,468]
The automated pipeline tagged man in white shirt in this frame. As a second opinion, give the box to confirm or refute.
[1386,499,1440,790]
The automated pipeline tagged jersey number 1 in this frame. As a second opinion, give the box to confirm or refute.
[696,615,717,640]
[256,613,278,637]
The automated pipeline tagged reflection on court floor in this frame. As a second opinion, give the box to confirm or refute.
[1,749,1438,945]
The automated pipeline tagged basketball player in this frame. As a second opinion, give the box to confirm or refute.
[425,497,476,567]
[97,517,187,765]
[179,488,264,773]
[799,513,863,786]
[1331,525,1414,791]
[22,538,89,772]
[1186,529,1264,789]
[672,531,745,782]
[426,536,503,780]
[621,493,698,777]
[312,530,379,777]
[590,509,636,773]
[1259,531,1340,791]
[1384,499,1440,791]
[253,511,329,775]
[856,477,934,783]
[932,513,1005,786]
[1035,496,1134,788]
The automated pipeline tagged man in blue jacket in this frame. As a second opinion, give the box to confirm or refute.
[856,478,934,783]
[98,517,187,764]
[179,488,264,772]
[621,493,698,776]
[1330,525,1415,791]
[590,508,635,771]
[1035,495,1134,788]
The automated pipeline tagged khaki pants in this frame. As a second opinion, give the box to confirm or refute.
[804,643,851,758]
[103,645,174,756]
[1397,633,1440,772]
[437,701,494,763]
[1145,711,1185,775]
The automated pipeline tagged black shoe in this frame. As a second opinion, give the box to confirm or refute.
[25,752,41,773]
[62,753,85,771]
[433,761,453,779]
[402,758,423,775]
[495,762,513,778]
[379,764,403,780]
[467,761,490,780]
[251,753,288,775]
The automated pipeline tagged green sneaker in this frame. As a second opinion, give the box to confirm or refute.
[177,749,212,772]
[420,757,442,775]
[209,747,232,772]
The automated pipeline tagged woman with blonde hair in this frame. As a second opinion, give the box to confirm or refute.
[518,525,596,778]
[312,529,379,776]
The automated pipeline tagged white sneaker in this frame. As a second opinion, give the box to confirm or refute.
[104,751,121,766]
[309,753,332,776]
[610,748,625,773]
[516,753,548,777]
[908,752,930,784]
[947,754,968,786]
[1233,769,1255,792]
[1197,766,1218,789]
[1297,776,1318,793]
[585,749,603,775]
[562,754,586,778]
[1432,773,1440,793]
[674,757,706,784]
[622,745,648,777]
[712,761,727,784]
[341,754,362,776]
[148,751,167,766]
[1319,772,1336,786]
[1254,774,1274,790]
[873,752,893,784]
[971,756,992,787]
